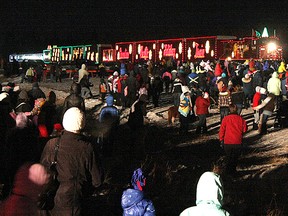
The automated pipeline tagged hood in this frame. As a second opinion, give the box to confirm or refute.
[70,82,81,94]
[196,172,224,209]
[18,90,29,100]
[272,71,279,78]
[121,188,144,209]
[81,64,86,70]
[32,82,39,88]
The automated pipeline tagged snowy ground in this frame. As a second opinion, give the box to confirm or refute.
[1,73,288,215]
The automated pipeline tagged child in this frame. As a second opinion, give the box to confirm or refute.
[121,168,155,216]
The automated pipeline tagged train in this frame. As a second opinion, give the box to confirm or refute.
[9,28,283,74]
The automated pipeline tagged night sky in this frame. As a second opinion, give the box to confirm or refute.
[1,0,288,57]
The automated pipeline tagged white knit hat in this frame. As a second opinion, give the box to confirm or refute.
[62,107,85,133]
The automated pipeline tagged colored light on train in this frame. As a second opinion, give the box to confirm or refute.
[205,40,210,54]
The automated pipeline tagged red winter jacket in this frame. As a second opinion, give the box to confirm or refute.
[195,96,210,115]
[252,92,261,108]
[219,114,247,144]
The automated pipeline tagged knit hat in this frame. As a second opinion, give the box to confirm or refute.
[106,94,114,106]
[62,107,85,133]
[113,71,119,76]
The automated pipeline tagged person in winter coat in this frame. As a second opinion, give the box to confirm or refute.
[219,104,247,174]
[14,90,32,114]
[121,168,155,216]
[78,63,89,83]
[79,74,93,99]
[267,71,281,110]
[99,78,108,102]
[0,163,49,216]
[126,71,138,107]
[251,70,263,94]
[252,86,267,130]
[230,84,245,115]
[172,77,183,107]
[162,70,172,93]
[27,82,46,108]
[40,107,103,216]
[253,92,276,134]
[241,74,254,108]
[180,157,230,216]
[195,92,210,134]
[218,90,232,123]
[151,74,163,108]
[99,95,120,156]
[2,112,38,200]
[178,86,193,134]
[25,66,35,83]
[62,82,85,120]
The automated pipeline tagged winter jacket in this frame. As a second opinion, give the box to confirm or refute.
[277,61,286,73]
[195,96,210,115]
[40,131,102,215]
[15,90,32,114]
[252,71,263,91]
[218,92,231,108]
[252,92,261,108]
[178,93,192,117]
[28,84,46,106]
[121,188,155,216]
[0,163,48,216]
[267,72,281,96]
[62,83,85,119]
[180,172,230,216]
[78,64,89,82]
[219,114,247,144]
[231,90,244,106]
[242,78,254,98]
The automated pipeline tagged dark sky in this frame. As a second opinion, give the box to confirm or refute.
[1,0,288,56]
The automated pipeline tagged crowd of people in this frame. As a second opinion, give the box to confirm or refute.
[0,56,288,215]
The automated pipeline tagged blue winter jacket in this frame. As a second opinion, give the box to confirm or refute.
[121,188,155,216]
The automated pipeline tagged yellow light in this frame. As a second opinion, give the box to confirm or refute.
[267,42,277,53]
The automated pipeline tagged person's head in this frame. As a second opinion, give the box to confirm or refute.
[16,112,30,129]
[229,104,238,114]
[131,168,146,191]
[62,107,85,133]
[70,82,81,95]
[211,156,227,175]
[47,91,56,104]
[32,82,39,88]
